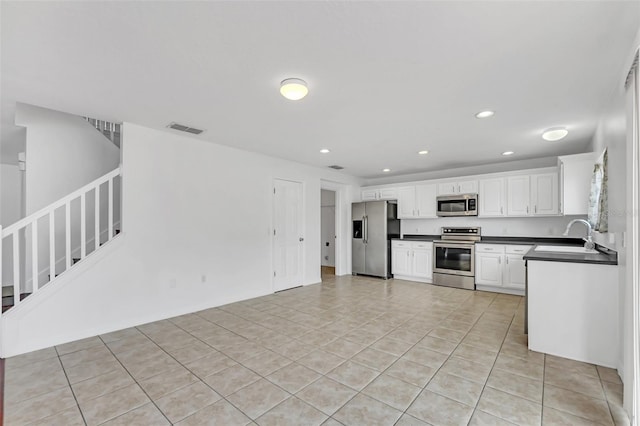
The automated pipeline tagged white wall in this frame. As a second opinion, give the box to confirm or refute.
[16,103,120,214]
[590,30,640,419]
[401,216,586,238]
[1,163,23,227]
[0,123,360,357]
[321,189,335,267]
[14,103,121,291]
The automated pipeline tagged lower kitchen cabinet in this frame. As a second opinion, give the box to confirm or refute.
[391,241,433,283]
[475,244,531,295]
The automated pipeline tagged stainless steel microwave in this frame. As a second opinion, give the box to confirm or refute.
[436,193,478,217]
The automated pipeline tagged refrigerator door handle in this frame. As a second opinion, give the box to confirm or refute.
[363,215,368,244]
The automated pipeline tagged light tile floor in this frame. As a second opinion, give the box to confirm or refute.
[3,275,628,425]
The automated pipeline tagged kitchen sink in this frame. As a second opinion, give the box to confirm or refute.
[534,245,598,254]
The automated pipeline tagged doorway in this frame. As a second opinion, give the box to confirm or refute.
[321,189,336,280]
[272,179,304,292]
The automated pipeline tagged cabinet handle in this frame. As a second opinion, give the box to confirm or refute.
[458,184,461,193]
[500,206,503,215]
[506,257,509,264]
[413,209,415,216]
[484,248,493,251]
[534,205,537,214]
[526,206,529,214]
[499,257,501,264]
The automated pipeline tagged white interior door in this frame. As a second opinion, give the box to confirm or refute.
[273,179,303,292]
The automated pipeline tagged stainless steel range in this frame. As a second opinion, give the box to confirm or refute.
[433,227,480,290]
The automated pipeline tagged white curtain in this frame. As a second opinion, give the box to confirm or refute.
[588,149,608,232]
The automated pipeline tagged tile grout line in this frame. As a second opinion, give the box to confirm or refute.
[95,334,174,425]
[132,325,273,424]
[54,346,89,426]
[596,365,617,426]
[393,291,499,425]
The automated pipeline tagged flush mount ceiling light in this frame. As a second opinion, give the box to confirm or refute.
[475,110,495,119]
[502,151,515,156]
[382,168,391,173]
[320,148,330,154]
[280,78,308,100]
[418,150,429,155]
[542,127,569,141]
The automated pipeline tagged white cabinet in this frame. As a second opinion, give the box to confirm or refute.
[475,244,532,295]
[415,184,437,218]
[391,243,412,276]
[504,254,527,290]
[528,261,618,367]
[392,241,433,283]
[397,187,416,218]
[412,243,433,280]
[531,173,559,215]
[475,245,504,287]
[478,177,506,217]
[397,185,437,219]
[506,176,531,216]
[558,152,597,215]
[362,188,398,201]
[437,180,478,195]
[506,173,559,217]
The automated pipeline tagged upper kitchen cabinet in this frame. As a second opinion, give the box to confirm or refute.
[531,172,559,215]
[507,175,531,216]
[506,172,559,217]
[558,152,597,215]
[478,177,506,217]
[397,184,437,219]
[437,179,478,195]
[361,188,398,201]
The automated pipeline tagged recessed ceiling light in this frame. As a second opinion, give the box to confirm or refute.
[280,78,308,101]
[475,110,495,119]
[418,150,429,155]
[320,148,330,154]
[382,168,391,173]
[502,151,515,156]
[542,127,568,141]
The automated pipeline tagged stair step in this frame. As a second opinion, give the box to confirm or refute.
[2,292,33,309]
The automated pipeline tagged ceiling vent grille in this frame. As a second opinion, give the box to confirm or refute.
[328,165,344,170]
[167,122,205,135]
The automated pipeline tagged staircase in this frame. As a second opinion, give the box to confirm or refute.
[84,117,121,148]
[0,168,121,314]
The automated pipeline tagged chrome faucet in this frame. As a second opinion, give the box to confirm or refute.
[563,219,595,250]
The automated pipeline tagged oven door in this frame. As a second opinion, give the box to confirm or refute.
[433,242,475,277]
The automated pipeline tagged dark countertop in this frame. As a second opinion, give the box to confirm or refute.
[396,234,618,265]
[394,235,440,242]
[397,235,586,246]
[523,245,618,265]
[478,236,583,246]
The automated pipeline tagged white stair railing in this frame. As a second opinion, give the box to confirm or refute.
[1,167,121,313]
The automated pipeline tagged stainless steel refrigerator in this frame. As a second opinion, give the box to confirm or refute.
[352,201,400,278]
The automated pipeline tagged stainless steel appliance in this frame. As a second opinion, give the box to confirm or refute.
[436,193,478,217]
[352,201,400,278]
[433,227,480,290]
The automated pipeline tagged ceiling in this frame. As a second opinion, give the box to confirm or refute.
[2,1,639,178]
